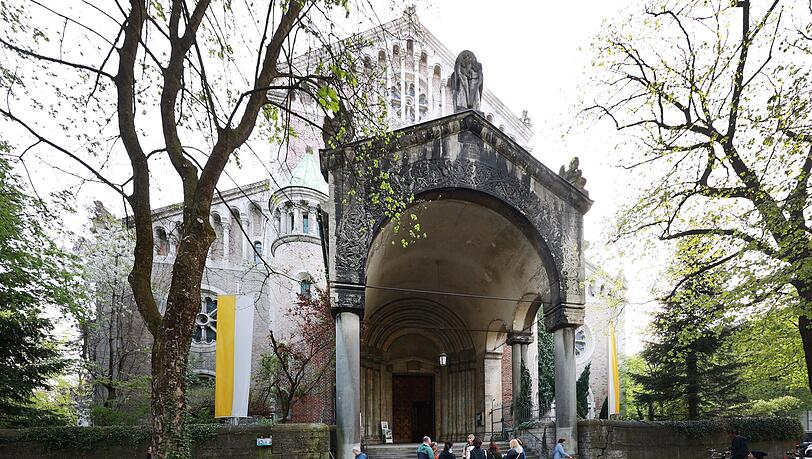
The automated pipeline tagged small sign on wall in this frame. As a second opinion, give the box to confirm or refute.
[256,436,272,447]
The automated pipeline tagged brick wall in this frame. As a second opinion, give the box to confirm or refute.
[501,346,512,408]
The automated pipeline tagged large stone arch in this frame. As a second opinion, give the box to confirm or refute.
[322,110,592,458]
[324,111,590,331]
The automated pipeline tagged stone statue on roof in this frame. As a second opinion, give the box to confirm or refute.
[450,50,483,113]
[559,157,588,194]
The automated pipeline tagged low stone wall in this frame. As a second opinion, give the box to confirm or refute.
[518,420,797,459]
[0,423,330,459]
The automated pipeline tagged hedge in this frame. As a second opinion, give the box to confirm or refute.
[0,424,219,451]
[651,417,803,442]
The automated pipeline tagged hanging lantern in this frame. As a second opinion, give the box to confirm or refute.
[439,352,447,367]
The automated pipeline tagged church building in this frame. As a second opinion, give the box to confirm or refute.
[105,6,626,457]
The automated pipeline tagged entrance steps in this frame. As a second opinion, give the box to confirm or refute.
[364,442,539,459]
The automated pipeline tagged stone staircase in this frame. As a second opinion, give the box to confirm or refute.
[365,441,540,459]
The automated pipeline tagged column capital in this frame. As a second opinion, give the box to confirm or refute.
[330,282,365,318]
[506,331,534,345]
[543,302,584,332]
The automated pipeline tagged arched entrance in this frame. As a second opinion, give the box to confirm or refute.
[321,110,592,458]
[361,193,550,443]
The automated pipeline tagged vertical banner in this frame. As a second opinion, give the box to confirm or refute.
[607,321,621,416]
[215,295,255,418]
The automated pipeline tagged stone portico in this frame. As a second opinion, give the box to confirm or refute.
[321,110,592,459]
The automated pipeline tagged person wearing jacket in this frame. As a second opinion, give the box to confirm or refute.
[506,439,526,459]
[419,437,435,459]
[439,442,455,459]
[552,438,571,459]
[487,441,501,459]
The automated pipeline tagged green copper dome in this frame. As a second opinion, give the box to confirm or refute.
[285,149,328,195]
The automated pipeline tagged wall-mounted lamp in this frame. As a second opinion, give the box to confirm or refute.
[439,352,447,367]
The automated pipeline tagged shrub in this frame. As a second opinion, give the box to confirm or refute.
[656,417,803,442]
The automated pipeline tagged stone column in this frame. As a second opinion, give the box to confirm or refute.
[222,212,231,260]
[413,48,420,122]
[440,82,446,116]
[399,41,406,124]
[553,326,577,451]
[332,284,364,459]
[428,62,434,117]
[506,332,533,421]
[483,352,502,435]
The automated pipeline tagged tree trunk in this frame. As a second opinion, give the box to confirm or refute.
[149,218,214,458]
[686,350,699,420]
[793,284,812,393]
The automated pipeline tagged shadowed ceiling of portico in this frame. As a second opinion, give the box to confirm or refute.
[364,196,550,353]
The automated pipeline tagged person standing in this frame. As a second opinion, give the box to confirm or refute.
[728,431,750,459]
[470,438,486,459]
[353,447,368,459]
[464,434,475,459]
[432,442,440,459]
[552,438,571,459]
[506,439,526,459]
[487,441,501,459]
[419,436,435,459]
[439,442,455,459]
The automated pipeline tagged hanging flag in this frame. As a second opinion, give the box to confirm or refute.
[607,321,621,416]
[215,295,255,418]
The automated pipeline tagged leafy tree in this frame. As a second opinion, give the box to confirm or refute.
[516,360,533,422]
[576,363,591,419]
[77,203,152,409]
[0,1,401,455]
[632,239,741,420]
[733,303,812,410]
[256,287,334,422]
[0,154,82,427]
[589,0,812,391]
[537,325,555,413]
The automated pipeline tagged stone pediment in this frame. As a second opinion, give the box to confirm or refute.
[319,109,593,214]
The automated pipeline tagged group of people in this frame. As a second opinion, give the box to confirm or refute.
[415,434,572,459]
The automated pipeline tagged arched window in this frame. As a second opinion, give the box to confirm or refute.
[420,52,428,65]
[155,227,169,256]
[194,293,218,344]
[433,65,441,77]
[378,50,386,69]
[274,210,281,234]
[363,55,372,69]
[407,83,415,97]
[299,277,313,299]
[406,39,414,55]
[288,211,295,233]
[253,241,263,264]
[392,44,400,56]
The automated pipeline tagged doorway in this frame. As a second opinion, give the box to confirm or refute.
[392,374,434,443]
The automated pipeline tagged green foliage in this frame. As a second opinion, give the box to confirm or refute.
[633,238,742,420]
[517,360,533,421]
[0,156,83,427]
[733,305,812,407]
[537,325,555,412]
[590,0,812,390]
[576,364,591,419]
[0,424,219,451]
[742,397,803,418]
[652,417,803,442]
